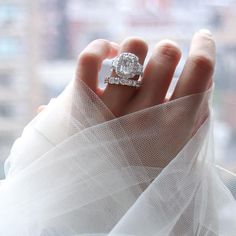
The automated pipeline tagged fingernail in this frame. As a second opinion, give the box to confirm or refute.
[198,29,212,36]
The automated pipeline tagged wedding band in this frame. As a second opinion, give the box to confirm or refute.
[111,52,143,79]
[104,76,142,88]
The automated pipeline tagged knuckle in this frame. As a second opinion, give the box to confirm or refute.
[190,54,214,74]
[77,39,110,66]
[91,38,110,48]
[158,43,181,62]
[123,37,148,53]
[93,38,109,45]
[128,37,147,47]
[78,52,100,66]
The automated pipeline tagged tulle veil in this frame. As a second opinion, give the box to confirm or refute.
[0,77,235,235]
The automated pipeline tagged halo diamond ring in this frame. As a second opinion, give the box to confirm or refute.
[104,52,143,88]
[111,52,143,79]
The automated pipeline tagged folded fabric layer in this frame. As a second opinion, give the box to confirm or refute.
[0,79,235,236]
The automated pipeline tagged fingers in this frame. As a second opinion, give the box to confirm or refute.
[101,37,148,116]
[76,39,119,93]
[75,32,215,118]
[131,40,181,110]
[171,29,215,100]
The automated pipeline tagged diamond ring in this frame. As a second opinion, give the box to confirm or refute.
[104,76,142,88]
[111,52,143,79]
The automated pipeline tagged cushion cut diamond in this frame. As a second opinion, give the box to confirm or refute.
[111,52,143,80]
[115,53,138,79]
[120,56,134,76]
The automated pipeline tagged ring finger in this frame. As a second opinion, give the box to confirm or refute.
[101,37,148,116]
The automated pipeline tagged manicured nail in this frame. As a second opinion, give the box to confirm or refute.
[198,29,212,36]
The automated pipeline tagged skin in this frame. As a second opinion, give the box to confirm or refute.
[39,29,216,118]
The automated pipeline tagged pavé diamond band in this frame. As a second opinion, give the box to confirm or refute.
[104,76,142,88]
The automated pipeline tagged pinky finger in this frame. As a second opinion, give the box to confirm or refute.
[171,29,215,100]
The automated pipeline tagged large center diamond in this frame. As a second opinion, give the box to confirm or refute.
[115,53,138,79]
[120,56,134,76]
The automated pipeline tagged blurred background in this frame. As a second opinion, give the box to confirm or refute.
[0,0,236,179]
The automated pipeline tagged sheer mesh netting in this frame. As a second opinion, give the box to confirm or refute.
[0,78,235,235]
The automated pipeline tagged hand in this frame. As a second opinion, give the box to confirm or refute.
[38,30,215,116]
[77,29,215,117]
[74,30,215,167]
[37,30,215,167]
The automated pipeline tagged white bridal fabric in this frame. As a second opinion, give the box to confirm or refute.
[0,78,236,236]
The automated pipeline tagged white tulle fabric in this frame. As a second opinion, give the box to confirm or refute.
[0,79,236,236]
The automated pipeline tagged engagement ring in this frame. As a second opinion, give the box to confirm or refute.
[111,52,143,79]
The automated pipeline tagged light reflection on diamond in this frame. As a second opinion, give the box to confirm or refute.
[120,56,134,75]
[120,78,126,85]
[109,77,115,84]
[114,77,119,84]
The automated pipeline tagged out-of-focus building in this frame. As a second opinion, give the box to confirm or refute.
[0,1,42,177]
[0,0,236,178]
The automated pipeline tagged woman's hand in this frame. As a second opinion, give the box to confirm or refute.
[76,29,215,117]
[38,30,215,116]
[37,31,215,167]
